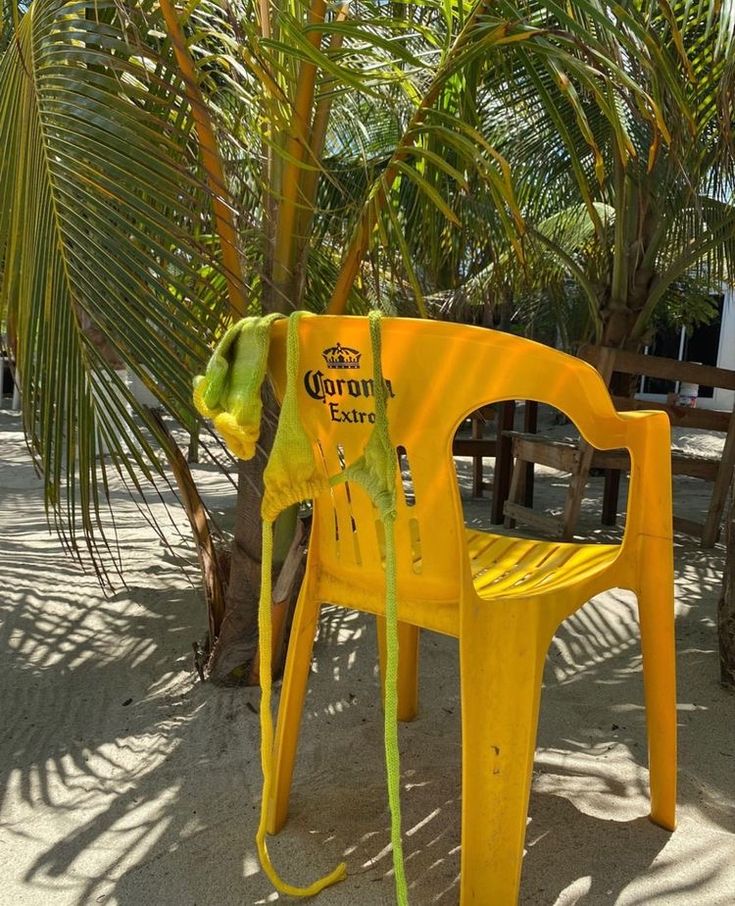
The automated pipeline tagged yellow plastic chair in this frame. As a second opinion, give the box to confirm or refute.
[264,315,676,905]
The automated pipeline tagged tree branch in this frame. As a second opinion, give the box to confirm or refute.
[326,2,499,315]
[159,0,247,318]
[271,0,327,307]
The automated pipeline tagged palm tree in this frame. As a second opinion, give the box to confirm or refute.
[437,3,735,350]
[2,0,732,681]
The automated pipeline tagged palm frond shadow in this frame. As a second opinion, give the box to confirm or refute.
[238,562,733,906]
[3,426,733,904]
[1,559,243,903]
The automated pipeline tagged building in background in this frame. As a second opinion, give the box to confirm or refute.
[639,288,735,410]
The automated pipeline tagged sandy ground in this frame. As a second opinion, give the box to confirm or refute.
[1,408,734,906]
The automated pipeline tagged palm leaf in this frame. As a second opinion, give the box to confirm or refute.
[0,0,229,573]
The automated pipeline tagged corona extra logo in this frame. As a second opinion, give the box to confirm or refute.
[303,369,395,423]
[322,342,361,370]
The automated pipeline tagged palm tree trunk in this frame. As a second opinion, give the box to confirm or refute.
[206,459,268,682]
[206,0,335,684]
[600,190,658,351]
[207,387,280,683]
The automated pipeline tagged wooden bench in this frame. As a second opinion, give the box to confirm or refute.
[452,405,498,498]
[453,401,537,522]
[503,347,735,547]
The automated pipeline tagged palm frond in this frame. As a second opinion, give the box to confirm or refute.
[0,0,230,573]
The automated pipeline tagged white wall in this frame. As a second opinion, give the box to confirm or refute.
[714,287,735,411]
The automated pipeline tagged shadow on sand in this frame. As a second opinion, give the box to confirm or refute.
[2,413,734,905]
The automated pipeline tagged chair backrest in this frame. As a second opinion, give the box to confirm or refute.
[268,317,628,600]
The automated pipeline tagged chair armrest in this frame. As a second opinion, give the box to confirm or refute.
[617,410,673,541]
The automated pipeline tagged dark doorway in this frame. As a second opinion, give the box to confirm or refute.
[642,295,724,398]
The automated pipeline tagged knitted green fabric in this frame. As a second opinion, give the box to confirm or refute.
[193,311,408,904]
[193,313,283,461]
[195,318,245,410]
[256,515,348,897]
[262,312,328,522]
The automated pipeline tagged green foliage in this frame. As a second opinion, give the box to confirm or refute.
[2,0,735,574]
[462,1,735,343]
[0,0,227,572]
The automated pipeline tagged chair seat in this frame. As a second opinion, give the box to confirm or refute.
[466,529,620,600]
[320,530,620,636]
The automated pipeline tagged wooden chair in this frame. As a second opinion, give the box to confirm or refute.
[504,347,735,547]
[452,402,537,519]
[452,405,498,497]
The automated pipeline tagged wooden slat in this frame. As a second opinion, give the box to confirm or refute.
[507,433,580,472]
[591,449,718,480]
[580,344,735,392]
[507,436,719,480]
[492,402,516,524]
[674,516,707,538]
[590,449,629,471]
[612,396,732,432]
[702,411,735,547]
[503,446,525,530]
[502,502,565,535]
[452,438,497,457]
[508,436,629,471]
[670,456,720,480]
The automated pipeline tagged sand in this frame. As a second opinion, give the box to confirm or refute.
[1,408,734,905]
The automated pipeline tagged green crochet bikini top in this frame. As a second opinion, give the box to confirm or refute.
[193,311,409,905]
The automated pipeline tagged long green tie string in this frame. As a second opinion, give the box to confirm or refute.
[383,513,407,904]
[375,327,409,906]
[256,519,347,896]
[332,311,408,904]
[256,312,347,896]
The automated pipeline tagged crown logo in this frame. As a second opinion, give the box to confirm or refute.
[322,342,361,369]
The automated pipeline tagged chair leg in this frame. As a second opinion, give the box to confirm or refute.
[472,415,484,498]
[503,448,525,530]
[637,540,677,831]
[601,468,621,526]
[266,582,322,835]
[561,442,594,541]
[491,401,516,524]
[458,602,550,905]
[376,616,419,721]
